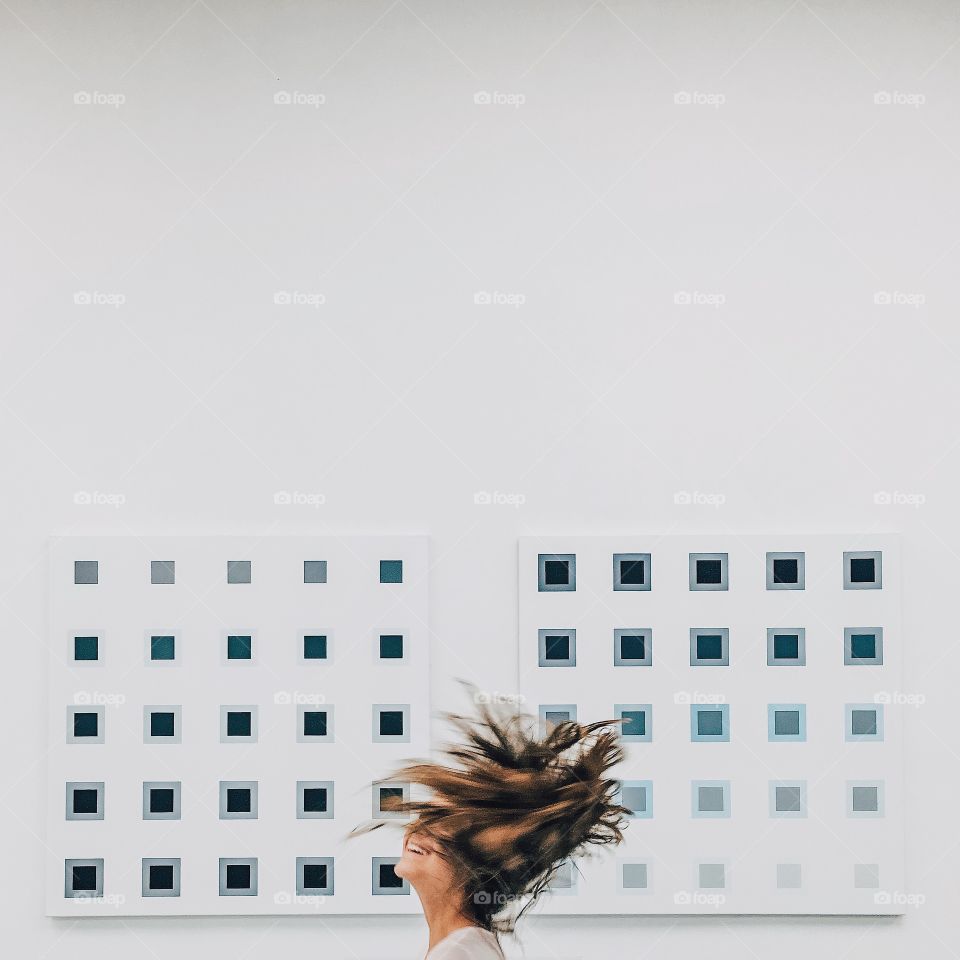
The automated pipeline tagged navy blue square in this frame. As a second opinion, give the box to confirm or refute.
[303,863,327,888]
[303,635,328,659]
[696,634,724,660]
[697,559,722,584]
[850,633,877,660]
[619,634,646,660]
[73,712,99,737]
[227,635,252,660]
[621,710,646,737]
[227,712,251,737]
[544,635,570,660]
[71,865,98,890]
[773,634,799,659]
[380,560,403,584]
[303,711,328,737]
[303,788,328,812]
[379,710,404,737]
[74,636,98,661]
[151,712,175,737]
[849,558,875,583]
[150,635,175,660]
[379,634,404,659]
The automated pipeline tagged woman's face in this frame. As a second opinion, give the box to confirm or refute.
[394,822,457,894]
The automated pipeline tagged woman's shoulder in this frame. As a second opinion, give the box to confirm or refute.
[427,925,505,959]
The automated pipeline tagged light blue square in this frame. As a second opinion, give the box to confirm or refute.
[768,704,806,742]
[690,704,729,741]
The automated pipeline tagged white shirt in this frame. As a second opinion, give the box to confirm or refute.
[426,926,505,959]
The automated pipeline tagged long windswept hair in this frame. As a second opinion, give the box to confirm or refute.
[350,682,630,934]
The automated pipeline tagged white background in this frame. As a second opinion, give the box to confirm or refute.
[1,0,957,957]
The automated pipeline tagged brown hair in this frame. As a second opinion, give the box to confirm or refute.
[350,683,630,935]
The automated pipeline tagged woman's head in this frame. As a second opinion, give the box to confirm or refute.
[358,689,630,933]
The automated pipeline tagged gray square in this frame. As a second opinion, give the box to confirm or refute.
[219,780,258,819]
[689,552,728,591]
[854,863,880,888]
[298,780,335,819]
[227,560,251,584]
[851,708,878,736]
[622,862,648,889]
[537,553,576,592]
[777,863,802,889]
[220,705,258,743]
[219,857,257,896]
[613,553,651,591]
[74,560,98,585]
[65,781,104,820]
[844,627,883,666]
[298,857,335,896]
[766,627,806,666]
[848,779,885,817]
[143,705,181,744]
[297,704,334,743]
[690,628,729,666]
[773,784,804,814]
[151,560,175,585]
[549,861,576,891]
[698,863,725,889]
[304,560,327,584]
[66,705,104,744]
[850,784,880,814]
[372,857,409,895]
[843,550,882,589]
[65,858,103,898]
[692,781,730,817]
[373,704,410,743]
[373,781,410,819]
[766,552,805,590]
[614,628,653,666]
[538,628,576,667]
[142,858,181,898]
[143,781,181,820]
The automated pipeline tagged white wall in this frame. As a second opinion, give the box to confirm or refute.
[1,0,957,956]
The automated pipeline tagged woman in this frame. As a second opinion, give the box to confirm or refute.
[352,687,629,959]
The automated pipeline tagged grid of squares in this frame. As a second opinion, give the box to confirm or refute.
[519,535,903,915]
[48,536,428,916]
